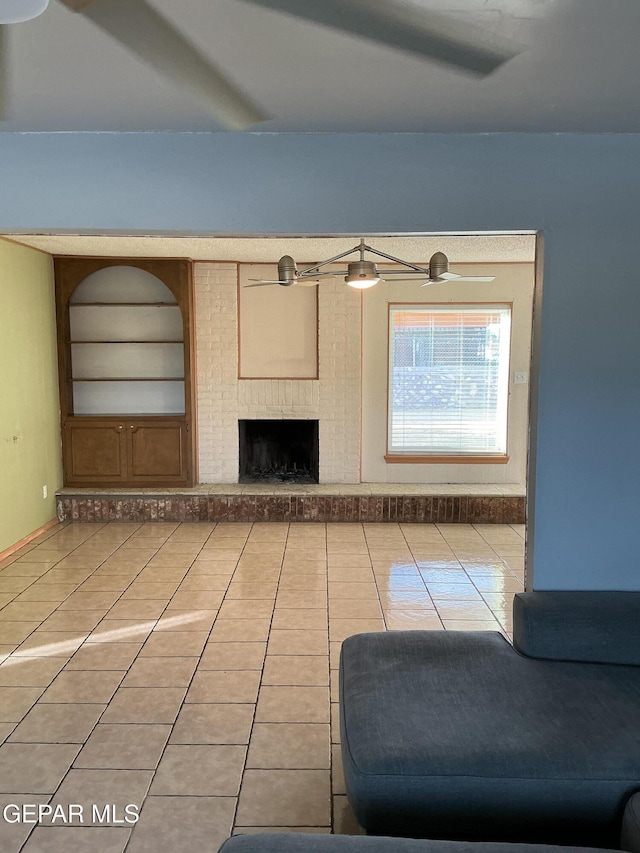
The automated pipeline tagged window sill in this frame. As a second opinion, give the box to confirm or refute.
[384,454,510,465]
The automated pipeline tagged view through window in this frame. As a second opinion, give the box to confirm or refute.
[388,305,512,456]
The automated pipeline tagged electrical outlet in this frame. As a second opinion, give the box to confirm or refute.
[42,485,48,500]
[514,372,528,385]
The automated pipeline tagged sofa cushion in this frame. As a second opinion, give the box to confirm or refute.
[340,630,640,843]
[219,835,620,853]
[513,592,640,665]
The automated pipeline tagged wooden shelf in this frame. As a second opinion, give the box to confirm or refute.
[68,340,184,344]
[72,378,184,383]
[70,302,178,307]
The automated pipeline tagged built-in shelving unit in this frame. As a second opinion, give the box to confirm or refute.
[55,258,196,487]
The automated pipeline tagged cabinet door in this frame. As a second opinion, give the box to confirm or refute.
[127,421,189,484]
[64,420,127,484]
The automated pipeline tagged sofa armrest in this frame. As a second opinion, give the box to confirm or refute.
[513,591,640,665]
[622,793,640,853]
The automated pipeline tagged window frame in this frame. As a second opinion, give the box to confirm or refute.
[385,302,513,464]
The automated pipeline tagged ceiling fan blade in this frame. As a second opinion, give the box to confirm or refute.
[438,271,495,282]
[240,0,519,75]
[299,273,336,280]
[244,281,282,287]
[449,275,496,282]
[59,0,268,129]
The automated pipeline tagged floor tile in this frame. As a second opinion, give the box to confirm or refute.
[39,611,106,632]
[149,744,245,795]
[209,619,271,643]
[332,743,346,794]
[0,657,67,687]
[48,769,153,826]
[0,622,41,645]
[247,723,330,769]
[40,671,124,704]
[75,724,171,769]
[256,686,329,723]
[332,794,365,835]
[170,703,254,744]
[328,600,382,619]
[65,643,142,671]
[328,618,385,642]
[217,599,275,620]
[0,743,81,792]
[271,609,328,631]
[384,611,443,631]
[106,600,168,620]
[153,610,217,632]
[186,670,261,704]
[0,686,45,722]
[14,583,77,603]
[125,796,235,853]
[23,823,131,848]
[138,631,208,657]
[442,619,501,631]
[327,583,379,600]
[0,520,528,838]
[267,630,328,656]
[101,688,186,724]
[275,590,327,609]
[199,642,266,671]
[122,657,198,688]
[0,795,51,851]
[59,592,121,612]
[8,703,105,744]
[434,601,497,620]
[262,656,328,686]
[236,769,330,826]
[166,591,224,610]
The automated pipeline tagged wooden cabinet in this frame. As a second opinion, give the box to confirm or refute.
[56,258,196,487]
[64,418,189,485]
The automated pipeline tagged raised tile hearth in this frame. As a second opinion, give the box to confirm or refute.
[57,485,525,524]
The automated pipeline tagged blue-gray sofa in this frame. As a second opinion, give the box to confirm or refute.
[339,592,640,846]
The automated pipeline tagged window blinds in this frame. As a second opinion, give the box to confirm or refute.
[388,305,511,455]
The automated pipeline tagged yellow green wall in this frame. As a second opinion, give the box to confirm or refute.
[0,239,61,552]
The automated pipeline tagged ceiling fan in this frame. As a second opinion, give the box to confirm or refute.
[0,0,522,127]
[245,239,496,289]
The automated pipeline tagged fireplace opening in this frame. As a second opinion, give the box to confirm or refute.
[239,419,319,484]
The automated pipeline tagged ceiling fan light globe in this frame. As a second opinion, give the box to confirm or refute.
[345,277,380,290]
[0,0,48,23]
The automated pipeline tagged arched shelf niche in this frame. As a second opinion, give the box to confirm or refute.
[54,257,195,487]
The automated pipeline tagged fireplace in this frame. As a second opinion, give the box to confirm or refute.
[239,419,319,484]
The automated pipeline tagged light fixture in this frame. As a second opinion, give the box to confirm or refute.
[344,260,380,290]
[245,238,496,289]
[0,0,49,24]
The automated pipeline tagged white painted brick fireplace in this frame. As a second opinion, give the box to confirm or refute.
[194,262,362,484]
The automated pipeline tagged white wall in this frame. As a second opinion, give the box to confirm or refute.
[361,263,534,483]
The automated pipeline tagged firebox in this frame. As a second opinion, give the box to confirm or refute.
[239,419,319,484]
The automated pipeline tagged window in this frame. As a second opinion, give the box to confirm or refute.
[387,305,512,458]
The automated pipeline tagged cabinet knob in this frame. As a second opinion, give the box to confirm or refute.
[118,425,123,430]
[130,425,135,430]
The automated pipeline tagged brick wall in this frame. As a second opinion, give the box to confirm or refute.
[194,263,361,483]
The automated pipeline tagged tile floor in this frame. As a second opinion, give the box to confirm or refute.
[0,521,525,852]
